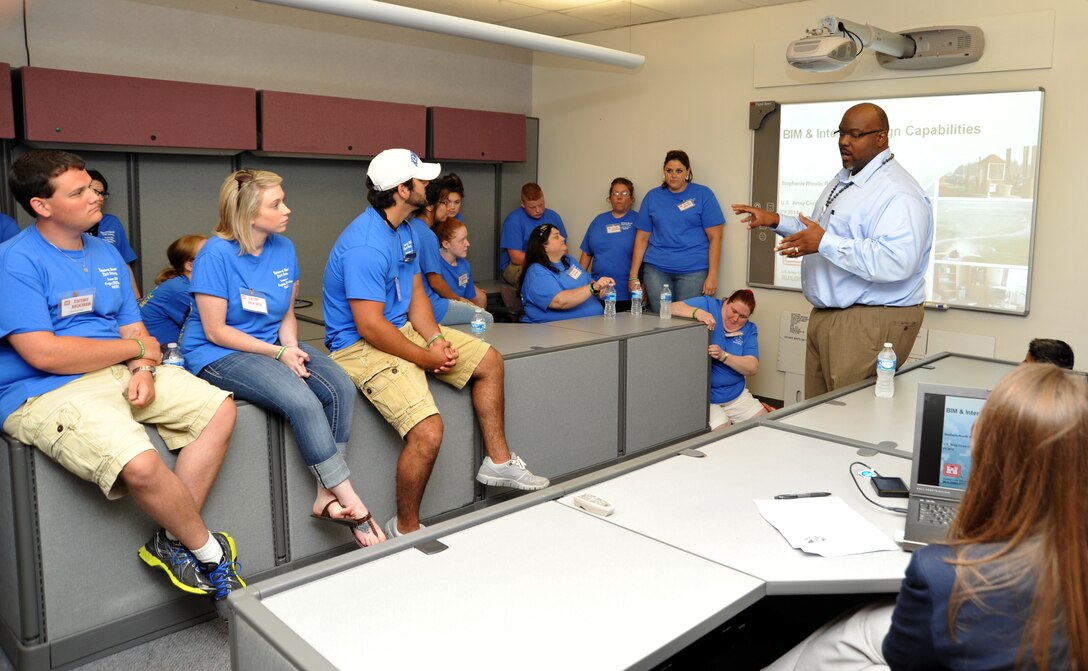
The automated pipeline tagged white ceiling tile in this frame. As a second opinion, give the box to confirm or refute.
[565,0,671,29]
[385,0,543,23]
[499,10,612,37]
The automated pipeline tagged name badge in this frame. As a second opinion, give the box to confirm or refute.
[566,266,582,280]
[678,199,695,212]
[59,289,95,318]
[240,290,269,314]
[457,272,469,288]
[606,224,621,234]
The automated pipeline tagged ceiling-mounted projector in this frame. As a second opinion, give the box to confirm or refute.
[786,16,984,72]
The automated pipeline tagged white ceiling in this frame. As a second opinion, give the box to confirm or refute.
[381,0,808,37]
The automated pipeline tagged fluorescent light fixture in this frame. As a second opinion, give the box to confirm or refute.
[255,0,646,69]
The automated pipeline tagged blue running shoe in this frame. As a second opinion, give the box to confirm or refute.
[139,530,214,596]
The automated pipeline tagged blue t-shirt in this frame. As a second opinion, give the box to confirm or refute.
[580,209,638,301]
[685,296,759,404]
[139,275,191,347]
[520,254,604,323]
[499,207,566,271]
[324,207,420,352]
[183,235,299,374]
[406,217,450,322]
[95,214,138,264]
[0,227,141,423]
[636,183,724,274]
[0,214,19,243]
[436,254,478,301]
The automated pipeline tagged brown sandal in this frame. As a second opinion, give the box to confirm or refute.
[311,501,376,537]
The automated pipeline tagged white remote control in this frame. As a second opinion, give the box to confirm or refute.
[573,492,614,516]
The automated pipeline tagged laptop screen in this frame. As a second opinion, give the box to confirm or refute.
[911,384,990,495]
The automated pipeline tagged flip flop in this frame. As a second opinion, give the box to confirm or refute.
[311,501,377,536]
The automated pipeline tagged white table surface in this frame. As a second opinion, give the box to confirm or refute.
[449,321,606,357]
[547,311,702,337]
[775,356,1015,452]
[560,425,913,595]
[260,502,764,670]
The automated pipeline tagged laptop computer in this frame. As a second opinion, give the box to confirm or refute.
[901,383,991,551]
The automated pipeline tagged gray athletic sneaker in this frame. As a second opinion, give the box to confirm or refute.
[201,532,246,602]
[139,530,214,596]
[385,516,425,538]
[476,453,550,490]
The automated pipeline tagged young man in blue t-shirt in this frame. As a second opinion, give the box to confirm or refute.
[499,182,567,288]
[324,149,548,538]
[0,150,244,603]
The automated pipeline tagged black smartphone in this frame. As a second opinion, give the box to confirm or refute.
[870,476,909,498]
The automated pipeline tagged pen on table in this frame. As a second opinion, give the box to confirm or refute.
[774,492,832,500]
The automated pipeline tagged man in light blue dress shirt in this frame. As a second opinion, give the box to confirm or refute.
[734,103,933,397]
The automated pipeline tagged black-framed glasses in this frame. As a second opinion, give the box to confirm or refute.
[92,189,109,200]
[833,129,884,140]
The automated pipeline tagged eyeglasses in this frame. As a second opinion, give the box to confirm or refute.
[610,191,631,197]
[92,189,109,200]
[834,129,884,140]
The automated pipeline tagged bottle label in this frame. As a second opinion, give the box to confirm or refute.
[877,360,896,372]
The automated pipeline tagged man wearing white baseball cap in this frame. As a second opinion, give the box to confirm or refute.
[323,149,549,538]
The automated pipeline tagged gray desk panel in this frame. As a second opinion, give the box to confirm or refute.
[451,321,605,357]
[625,325,710,453]
[560,425,912,594]
[250,503,764,671]
[547,312,698,337]
[776,356,1015,452]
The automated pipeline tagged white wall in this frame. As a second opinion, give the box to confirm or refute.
[532,0,1088,400]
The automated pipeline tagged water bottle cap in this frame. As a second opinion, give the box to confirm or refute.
[168,343,178,347]
[884,342,893,348]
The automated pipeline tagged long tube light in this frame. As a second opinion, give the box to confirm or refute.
[255,0,645,69]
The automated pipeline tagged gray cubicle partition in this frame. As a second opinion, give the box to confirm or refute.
[280,387,477,567]
[0,402,278,671]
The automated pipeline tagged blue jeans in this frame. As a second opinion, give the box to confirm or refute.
[641,265,708,313]
[198,342,354,488]
[439,299,494,326]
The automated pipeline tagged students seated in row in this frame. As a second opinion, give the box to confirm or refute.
[182,170,385,547]
[1,150,244,602]
[580,177,639,313]
[434,218,488,312]
[520,222,614,323]
[766,363,1088,671]
[1025,337,1074,369]
[139,234,206,348]
[87,169,141,297]
[0,212,18,243]
[500,182,567,290]
[408,175,493,327]
[323,148,549,538]
[674,290,766,430]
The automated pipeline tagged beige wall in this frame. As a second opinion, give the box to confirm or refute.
[532,0,1088,400]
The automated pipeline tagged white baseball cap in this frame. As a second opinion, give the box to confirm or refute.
[367,149,441,191]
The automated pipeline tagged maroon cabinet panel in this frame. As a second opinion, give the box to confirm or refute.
[260,91,426,157]
[0,63,13,139]
[20,67,256,151]
[429,107,526,162]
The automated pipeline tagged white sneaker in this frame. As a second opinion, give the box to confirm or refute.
[385,516,425,538]
[476,453,550,490]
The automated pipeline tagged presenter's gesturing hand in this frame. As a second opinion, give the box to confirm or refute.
[732,204,779,230]
[775,213,824,259]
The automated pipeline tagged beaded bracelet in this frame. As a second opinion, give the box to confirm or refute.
[275,345,289,360]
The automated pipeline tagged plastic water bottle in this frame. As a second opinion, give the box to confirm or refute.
[603,284,617,318]
[875,342,896,398]
[659,283,672,319]
[630,280,643,317]
[162,343,185,368]
[470,308,487,336]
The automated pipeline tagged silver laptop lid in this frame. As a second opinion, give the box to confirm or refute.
[908,383,991,502]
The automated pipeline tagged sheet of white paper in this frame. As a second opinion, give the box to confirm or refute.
[755,497,900,558]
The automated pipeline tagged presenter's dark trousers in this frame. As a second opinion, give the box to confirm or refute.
[805,303,924,399]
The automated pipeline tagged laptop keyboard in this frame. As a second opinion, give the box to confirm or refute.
[918,499,957,525]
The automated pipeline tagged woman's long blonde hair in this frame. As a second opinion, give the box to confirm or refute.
[947,363,1088,669]
[216,169,283,255]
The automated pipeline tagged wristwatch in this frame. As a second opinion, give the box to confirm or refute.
[722,352,730,362]
[131,365,157,378]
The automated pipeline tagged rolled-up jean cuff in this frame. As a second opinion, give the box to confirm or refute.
[310,452,350,489]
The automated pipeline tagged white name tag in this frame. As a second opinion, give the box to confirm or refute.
[566,266,582,280]
[59,289,95,317]
[606,224,621,234]
[240,291,269,314]
[678,199,695,212]
[458,272,469,287]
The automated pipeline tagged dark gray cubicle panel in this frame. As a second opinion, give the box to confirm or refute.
[0,401,277,671]
[280,385,477,566]
[502,341,620,480]
[625,327,710,454]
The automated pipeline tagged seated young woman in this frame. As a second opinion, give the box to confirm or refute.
[673,289,767,429]
[139,234,206,348]
[182,169,385,547]
[766,363,1088,671]
[434,217,488,311]
[519,222,614,323]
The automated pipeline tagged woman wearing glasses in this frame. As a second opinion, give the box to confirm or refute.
[579,177,639,313]
[629,150,725,313]
[673,289,766,429]
[87,169,141,297]
[520,223,614,323]
[183,169,385,547]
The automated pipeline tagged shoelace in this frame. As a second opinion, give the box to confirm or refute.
[207,559,245,600]
[510,455,527,470]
